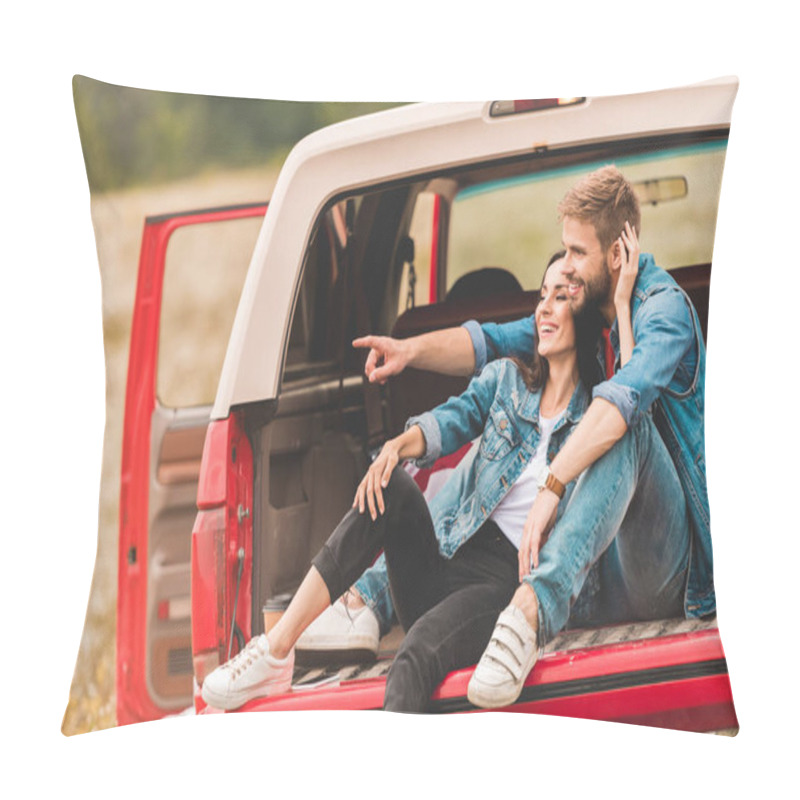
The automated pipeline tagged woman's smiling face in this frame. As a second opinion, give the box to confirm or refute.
[536,259,577,361]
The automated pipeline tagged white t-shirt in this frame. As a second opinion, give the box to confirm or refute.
[490,411,563,550]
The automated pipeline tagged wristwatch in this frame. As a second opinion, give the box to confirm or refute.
[537,467,566,499]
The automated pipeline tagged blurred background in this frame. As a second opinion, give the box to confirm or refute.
[63,77,401,733]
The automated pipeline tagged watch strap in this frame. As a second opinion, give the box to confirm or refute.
[544,470,566,499]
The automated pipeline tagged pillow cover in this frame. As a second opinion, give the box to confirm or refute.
[65,76,738,736]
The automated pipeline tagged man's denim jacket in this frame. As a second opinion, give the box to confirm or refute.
[407,358,589,558]
[467,253,714,619]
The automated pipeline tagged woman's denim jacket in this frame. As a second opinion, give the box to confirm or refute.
[354,362,588,631]
[407,358,589,558]
[466,254,714,619]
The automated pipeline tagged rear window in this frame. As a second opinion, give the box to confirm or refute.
[446,141,728,292]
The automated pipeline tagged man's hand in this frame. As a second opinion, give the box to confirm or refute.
[518,489,560,580]
[354,327,476,380]
[353,335,412,384]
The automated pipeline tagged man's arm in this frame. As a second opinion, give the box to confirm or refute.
[354,315,536,384]
[517,286,695,579]
[549,398,628,485]
[517,398,626,578]
[353,327,475,384]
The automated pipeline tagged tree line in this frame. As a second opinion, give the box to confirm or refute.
[73,76,403,193]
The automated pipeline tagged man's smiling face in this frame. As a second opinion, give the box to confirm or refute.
[561,216,612,313]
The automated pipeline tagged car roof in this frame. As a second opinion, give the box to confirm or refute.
[212,77,738,418]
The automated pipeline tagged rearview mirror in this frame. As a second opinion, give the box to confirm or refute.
[633,176,688,206]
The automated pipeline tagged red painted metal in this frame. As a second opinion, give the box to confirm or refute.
[429,194,441,303]
[422,627,731,703]
[190,507,227,658]
[518,628,727,686]
[116,204,266,726]
[503,676,737,732]
[198,627,736,732]
[196,418,231,509]
[190,412,255,712]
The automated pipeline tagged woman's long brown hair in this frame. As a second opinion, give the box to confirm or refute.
[512,251,604,394]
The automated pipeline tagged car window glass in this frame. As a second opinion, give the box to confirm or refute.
[446,142,728,292]
[282,209,343,380]
[157,216,261,407]
[397,191,436,315]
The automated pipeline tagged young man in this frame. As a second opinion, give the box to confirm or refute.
[302,165,713,711]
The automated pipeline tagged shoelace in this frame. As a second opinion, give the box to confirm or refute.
[224,636,264,678]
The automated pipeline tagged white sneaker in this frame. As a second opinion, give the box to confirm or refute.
[467,605,538,709]
[201,634,294,710]
[295,599,380,662]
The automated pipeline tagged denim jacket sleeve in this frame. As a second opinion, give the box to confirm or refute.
[405,360,503,468]
[592,287,694,427]
[462,317,535,374]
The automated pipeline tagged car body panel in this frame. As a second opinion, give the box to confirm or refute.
[117,203,267,725]
[197,621,736,732]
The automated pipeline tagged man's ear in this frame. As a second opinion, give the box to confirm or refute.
[608,240,622,273]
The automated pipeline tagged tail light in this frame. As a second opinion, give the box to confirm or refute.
[489,98,585,117]
[190,412,253,710]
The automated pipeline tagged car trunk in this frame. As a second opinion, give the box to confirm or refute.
[119,99,738,728]
[222,255,736,732]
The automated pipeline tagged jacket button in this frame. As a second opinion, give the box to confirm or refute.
[499,420,507,430]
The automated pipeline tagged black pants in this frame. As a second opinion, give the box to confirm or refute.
[312,469,519,712]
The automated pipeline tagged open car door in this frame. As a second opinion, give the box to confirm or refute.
[116,202,267,724]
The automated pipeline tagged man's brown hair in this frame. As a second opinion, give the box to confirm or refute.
[557,165,641,252]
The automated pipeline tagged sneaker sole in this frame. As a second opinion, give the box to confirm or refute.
[295,644,378,666]
[466,679,523,709]
[467,651,538,709]
[201,674,292,710]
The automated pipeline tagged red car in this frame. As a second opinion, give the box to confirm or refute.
[116,82,738,731]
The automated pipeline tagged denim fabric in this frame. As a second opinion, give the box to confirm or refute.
[407,359,589,557]
[354,359,586,632]
[524,413,690,645]
[313,469,519,712]
[353,553,395,635]
[471,254,714,618]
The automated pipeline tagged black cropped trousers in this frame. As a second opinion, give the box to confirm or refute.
[312,468,518,712]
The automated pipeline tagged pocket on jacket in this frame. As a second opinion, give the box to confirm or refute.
[479,403,520,461]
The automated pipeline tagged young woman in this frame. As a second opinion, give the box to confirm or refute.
[201,254,605,712]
